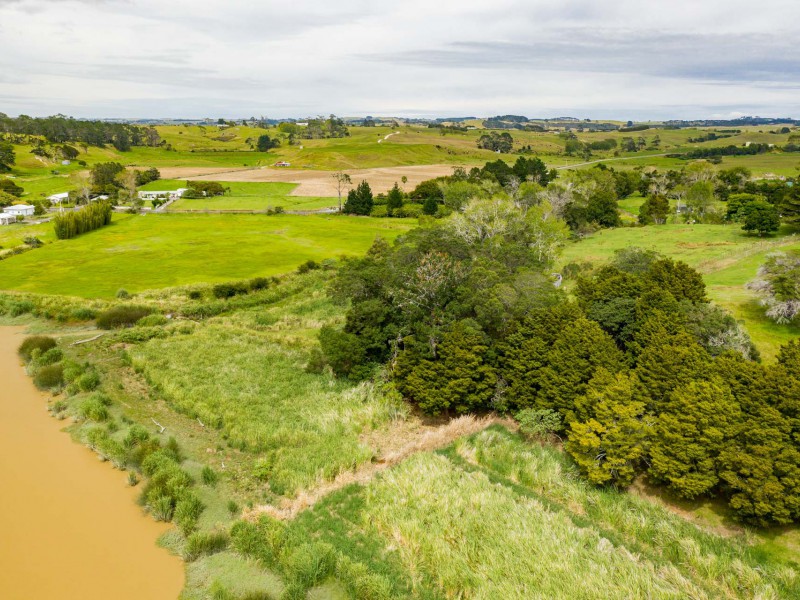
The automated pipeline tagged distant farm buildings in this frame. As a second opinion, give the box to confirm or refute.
[274,161,291,167]
[138,188,188,201]
[0,213,15,225]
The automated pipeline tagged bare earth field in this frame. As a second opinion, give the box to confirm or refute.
[158,164,461,196]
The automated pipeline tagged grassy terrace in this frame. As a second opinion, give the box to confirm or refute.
[0,213,413,297]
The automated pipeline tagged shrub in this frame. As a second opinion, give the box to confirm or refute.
[150,495,174,521]
[77,370,101,392]
[71,307,97,321]
[227,500,239,516]
[297,260,320,274]
[116,288,131,299]
[249,277,270,291]
[515,408,563,440]
[18,335,57,361]
[188,290,203,300]
[280,542,336,588]
[127,472,140,486]
[33,364,64,390]
[174,493,205,535]
[212,281,249,299]
[79,395,110,421]
[36,347,63,366]
[136,313,168,327]
[201,465,219,486]
[184,530,229,561]
[96,305,152,329]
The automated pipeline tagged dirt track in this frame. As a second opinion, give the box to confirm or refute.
[158,164,461,196]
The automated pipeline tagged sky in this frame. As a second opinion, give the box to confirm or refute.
[1,0,799,120]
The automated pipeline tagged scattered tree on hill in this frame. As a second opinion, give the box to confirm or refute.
[343,180,373,215]
[256,134,279,152]
[477,131,514,153]
[332,171,352,212]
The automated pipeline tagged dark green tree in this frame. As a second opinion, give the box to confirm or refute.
[638,195,670,224]
[567,370,650,487]
[256,134,279,152]
[343,180,374,215]
[649,378,740,498]
[422,196,439,216]
[386,182,404,216]
[395,320,496,415]
[0,140,15,171]
[740,199,780,236]
[0,178,23,196]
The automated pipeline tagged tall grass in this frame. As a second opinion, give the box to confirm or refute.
[130,326,403,495]
[451,427,800,598]
[363,452,704,599]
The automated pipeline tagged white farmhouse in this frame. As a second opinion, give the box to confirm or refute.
[138,188,188,201]
[4,204,35,218]
[47,192,70,204]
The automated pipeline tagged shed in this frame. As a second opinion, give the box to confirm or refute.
[0,213,16,225]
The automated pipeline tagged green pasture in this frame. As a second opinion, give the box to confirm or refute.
[138,179,336,212]
[0,219,56,249]
[0,213,413,297]
[562,223,800,359]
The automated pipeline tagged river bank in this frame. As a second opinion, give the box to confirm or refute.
[0,326,183,600]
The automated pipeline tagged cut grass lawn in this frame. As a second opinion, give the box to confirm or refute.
[139,179,336,212]
[561,223,800,360]
[0,213,413,297]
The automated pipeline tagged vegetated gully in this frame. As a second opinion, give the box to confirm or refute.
[0,327,183,600]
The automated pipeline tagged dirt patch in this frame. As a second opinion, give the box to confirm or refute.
[162,164,462,197]
[247,414,513,520]
[157,166,257,179]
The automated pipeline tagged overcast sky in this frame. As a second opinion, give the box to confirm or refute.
[1,0,799,120]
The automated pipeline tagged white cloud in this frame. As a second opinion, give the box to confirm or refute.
[0,0,798,119]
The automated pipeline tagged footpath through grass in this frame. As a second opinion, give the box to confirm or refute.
[0,213,413,297]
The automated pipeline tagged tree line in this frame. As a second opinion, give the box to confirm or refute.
[0,113,161,151]
[315,189,800,525]
[53,201,113,239]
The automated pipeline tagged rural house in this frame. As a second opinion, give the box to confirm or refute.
[138,188,188,201]
[4,204,35,217]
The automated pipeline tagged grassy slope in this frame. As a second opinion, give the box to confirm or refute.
[0,213,412,297]
[561,223,800,360]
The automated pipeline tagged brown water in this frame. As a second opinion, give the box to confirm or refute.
[0,327,184,599]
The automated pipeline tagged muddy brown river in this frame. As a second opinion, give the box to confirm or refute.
[0,327,183,599]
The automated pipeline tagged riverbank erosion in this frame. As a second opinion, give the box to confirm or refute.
[0,326,183,600]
